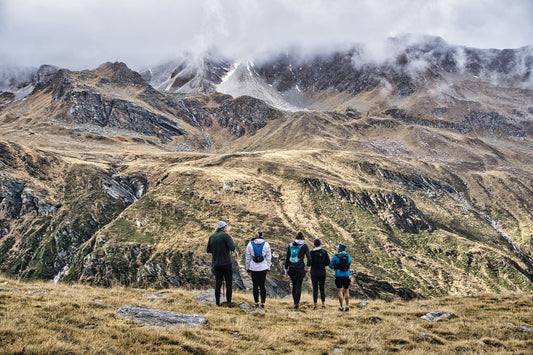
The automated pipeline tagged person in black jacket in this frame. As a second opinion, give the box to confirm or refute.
[284,231,311,310]
[207,221,236,307]
[310,238,330,309]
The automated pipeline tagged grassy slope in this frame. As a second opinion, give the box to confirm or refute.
[0,276,532,354]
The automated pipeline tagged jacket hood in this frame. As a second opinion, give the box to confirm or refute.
[293,239,305,246]
[312,247,322,251]
[253,238,265,245]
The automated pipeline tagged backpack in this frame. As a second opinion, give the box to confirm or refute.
[311,249,329,268]
[289,244,302,264]
[335,253,350,271]
[252,242,265,263]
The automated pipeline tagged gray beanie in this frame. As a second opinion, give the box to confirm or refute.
[217,221,227,229]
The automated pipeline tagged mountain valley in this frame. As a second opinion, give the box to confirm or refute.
[0,36,532,299]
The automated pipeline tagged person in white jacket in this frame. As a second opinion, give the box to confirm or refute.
[245,230,272,309]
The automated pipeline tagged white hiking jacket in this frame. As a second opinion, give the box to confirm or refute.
[245,238,272,272]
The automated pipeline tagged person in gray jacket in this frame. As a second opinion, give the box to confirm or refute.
[207,221,236,307]
[245,229,272,309]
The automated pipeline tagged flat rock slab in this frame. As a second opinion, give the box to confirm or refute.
[0,287,18,292]
[194,288,226,305]
[142,293,167,299]
[421,311,454,322]
[116,305,207,328]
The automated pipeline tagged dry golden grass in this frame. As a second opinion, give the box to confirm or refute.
[0,276,531,354]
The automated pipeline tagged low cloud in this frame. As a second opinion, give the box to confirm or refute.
[0,0,531,70]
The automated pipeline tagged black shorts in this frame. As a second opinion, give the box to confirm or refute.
[335,276,351,289]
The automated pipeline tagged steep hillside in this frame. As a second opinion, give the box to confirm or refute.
[0,37,532,298]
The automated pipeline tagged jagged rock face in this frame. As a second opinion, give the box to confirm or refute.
[0,64,59,102]
[257,50,391,95]
[0,142,149,280]
[0,91,15,108]
[255,39,532,97]
[385,109,527,138]
[146,56,232,94]
[41,68,187,139]
[31,65,59,88]
[64,91,187,139]
[0,143,60,220]
[96,62,146,87]
[214,96,283,137]
[353,272,421,301]
[66,243,212,288]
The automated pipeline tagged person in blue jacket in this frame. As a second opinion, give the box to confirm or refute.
[329,243,351,311]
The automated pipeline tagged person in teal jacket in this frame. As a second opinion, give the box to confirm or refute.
[329,243,351,311]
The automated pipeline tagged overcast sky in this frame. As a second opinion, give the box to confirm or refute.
[0,0,532,70]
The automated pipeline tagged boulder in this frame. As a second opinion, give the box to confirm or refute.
[421,311,454,322]
[239,303,252,311]
[194,288,226,305]
[142,293,167,299]
[25,289,49,295]
[115,304,207,328]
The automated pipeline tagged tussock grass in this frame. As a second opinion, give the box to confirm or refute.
[0,276,531,354]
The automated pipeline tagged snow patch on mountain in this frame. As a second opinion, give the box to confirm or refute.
[216,61,305,112]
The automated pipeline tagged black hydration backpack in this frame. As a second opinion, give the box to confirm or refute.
[335,253,350,271]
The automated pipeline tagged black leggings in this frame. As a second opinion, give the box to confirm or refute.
[250,270,268,304]
[214,264,233,306]
[288,268,306,305]
[311,271,326,303]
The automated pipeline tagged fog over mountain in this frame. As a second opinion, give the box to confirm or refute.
[0,0,532,70]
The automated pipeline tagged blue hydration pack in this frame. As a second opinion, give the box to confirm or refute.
[252,242,265,263]
[289,244,302,264]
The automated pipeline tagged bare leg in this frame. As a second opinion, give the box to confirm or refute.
[344,288,350,308]
[337,288,344,308]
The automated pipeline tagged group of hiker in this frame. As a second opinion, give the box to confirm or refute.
[206,221,352,311]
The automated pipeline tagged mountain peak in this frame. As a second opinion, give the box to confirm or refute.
[96,62,146,86]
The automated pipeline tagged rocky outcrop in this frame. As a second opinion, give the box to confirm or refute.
[256,50,384,96]
[353,272,421,301]
[0,91,15,108]
[385,109,527,138]
[464,111,527,138]
[145,55,232,94]
[96,62,146,87]
[0,156,148,282]
[62,90,186,139]
[0,64,58,102]
[304,178,432,233]
[36,66,188,140]
[357,162,457,193]
[214,96,283,137]
[256,37,532,97]
[0,178,59,219]
[65,242,211,288]
[30,65,59,91]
